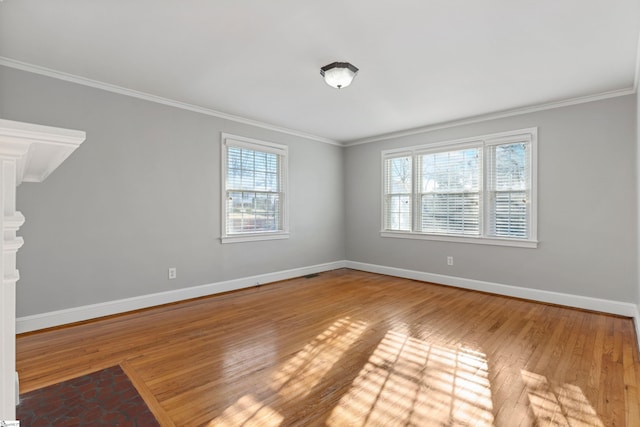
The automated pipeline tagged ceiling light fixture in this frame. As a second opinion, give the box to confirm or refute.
[320,62,359,89]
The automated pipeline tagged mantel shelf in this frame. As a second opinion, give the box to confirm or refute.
[0,119,86,185]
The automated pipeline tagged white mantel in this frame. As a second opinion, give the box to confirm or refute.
[0,119,85,421]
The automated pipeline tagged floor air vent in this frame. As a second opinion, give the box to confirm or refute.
[303,273,320,279]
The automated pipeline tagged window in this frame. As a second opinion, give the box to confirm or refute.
[221,133,288,243]
[382,128,537,248]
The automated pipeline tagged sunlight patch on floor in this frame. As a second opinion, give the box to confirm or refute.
[208,394,283,427]
[209,317,367,426]
[327,330,494,426]
[271,316,368,398]
[521,370,603,427]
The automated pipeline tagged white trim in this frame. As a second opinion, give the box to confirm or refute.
[345,89,635,146]
[381,128,537,156]
[634,305,640,354]
[222,133,288,156]
[15,261,347,333]
[380,231,538,248]
[0,119,85,146]
[345,261,639,317]
[0,57,340,147]
[0,119,86,185]
[220,232,290,244]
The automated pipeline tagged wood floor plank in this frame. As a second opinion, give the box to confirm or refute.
[16,269,640,426]
[120,359,176,427]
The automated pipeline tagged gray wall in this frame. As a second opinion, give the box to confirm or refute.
[345,95,638,303]
[1,64,638,318]
[0,66,346,317]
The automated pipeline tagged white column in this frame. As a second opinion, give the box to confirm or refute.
[0,119,85,421]
[0,157,24,420]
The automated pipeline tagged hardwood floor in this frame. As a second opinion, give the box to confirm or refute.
[16,269,640,426]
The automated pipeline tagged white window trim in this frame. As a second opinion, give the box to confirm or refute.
[220,133,289,244]
[381,128,538,248]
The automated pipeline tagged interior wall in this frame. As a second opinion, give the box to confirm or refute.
[0,65,346,317]
[1,63,638,319]
[637,89,640,310]
[345,95,638,303]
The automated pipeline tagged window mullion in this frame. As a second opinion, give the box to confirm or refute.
[413,153,419,232]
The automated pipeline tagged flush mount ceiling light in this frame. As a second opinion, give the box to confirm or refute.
[320,62,359,89]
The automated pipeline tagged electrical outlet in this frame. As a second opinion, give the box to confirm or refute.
[168,267,177,279]
[447,256,453,266]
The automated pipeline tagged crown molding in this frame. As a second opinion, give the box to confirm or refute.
[0,57,341,146]
[2,56,637,149]
[345,87,636,146]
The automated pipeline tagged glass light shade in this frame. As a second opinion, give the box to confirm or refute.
[320,62,359,89]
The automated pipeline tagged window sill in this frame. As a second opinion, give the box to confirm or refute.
[380,231,538,248]
[220,232,290,244]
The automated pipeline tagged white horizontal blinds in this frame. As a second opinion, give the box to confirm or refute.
[383,154,412,231]
[487,140,530,238]
[226,144,283,234]
[418,147,481,235]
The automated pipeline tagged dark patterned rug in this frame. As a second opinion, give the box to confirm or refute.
[17,365,160,427]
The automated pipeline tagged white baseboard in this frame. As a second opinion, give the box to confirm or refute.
[16,260,347,333]
[15,260,640,340]
[345,261,639,317]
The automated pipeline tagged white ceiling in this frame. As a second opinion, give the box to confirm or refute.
[1,1,639,144]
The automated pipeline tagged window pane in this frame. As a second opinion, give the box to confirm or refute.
[386,157,412,193]
[494,143,526,191]
[383,156,412,231]
[265,171,278,192]
[241,170,255,190]
[254,151,267,172]
[253,192,280,232]
[421,193,479,235]
[419,148,480,235]
[241,149,254,171]
[266,155,278,173]
[491,191,527,237]
[227,191,281,234]
[385,195,411,231]
[488,142,529,238]
[421,148,479,193]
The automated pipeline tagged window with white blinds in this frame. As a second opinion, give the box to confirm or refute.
[383,155,412,231]
[487,141,529,238]
[418,146,481,236]
[381,128,537,248]
[221,134,289,243]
